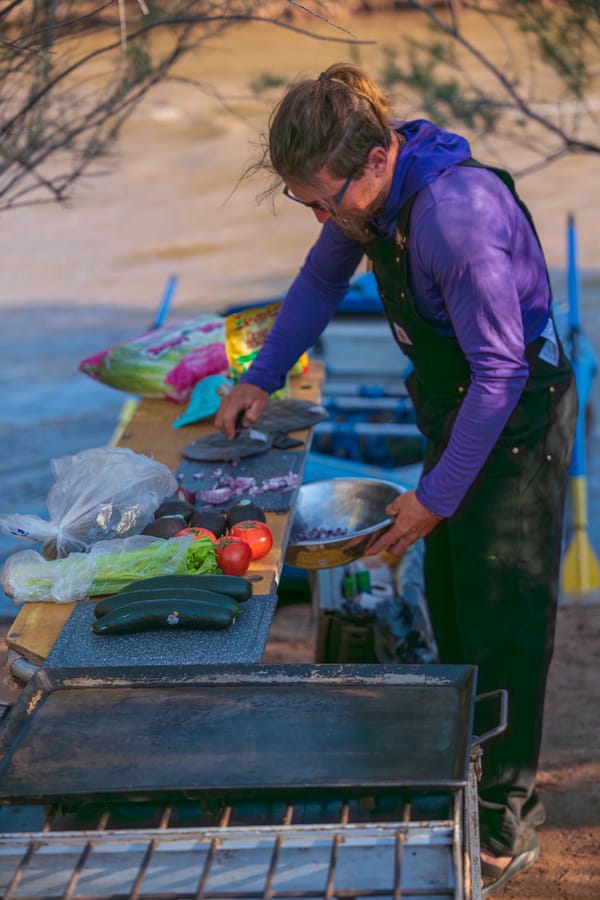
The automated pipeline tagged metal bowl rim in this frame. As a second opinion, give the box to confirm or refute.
[287,477,402,549]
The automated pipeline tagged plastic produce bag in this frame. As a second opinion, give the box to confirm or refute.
[0,447,178,558]
[79,314,229,402]
[373,541,438,664]
[1,534,217,603]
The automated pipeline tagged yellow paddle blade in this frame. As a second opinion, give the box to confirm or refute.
[109,397,139,447]
[561,529,600,595]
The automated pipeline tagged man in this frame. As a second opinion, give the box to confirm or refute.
[215,62,577,895]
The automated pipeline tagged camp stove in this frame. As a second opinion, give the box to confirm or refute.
[0,663,506,900]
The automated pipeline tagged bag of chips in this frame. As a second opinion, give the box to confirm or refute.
[224,301,308,392]
[79,315,229,402]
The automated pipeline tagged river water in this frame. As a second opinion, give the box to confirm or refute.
[1,9,599,616]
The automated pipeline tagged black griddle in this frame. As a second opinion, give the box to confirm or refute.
[0,664,478,805]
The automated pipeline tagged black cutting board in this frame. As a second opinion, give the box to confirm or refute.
[254,398,329,433]
[182,430,272,462]
[176,450,304,513]
[46,595,278,669]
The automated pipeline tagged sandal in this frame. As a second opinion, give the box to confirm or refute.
[481,840,540,897]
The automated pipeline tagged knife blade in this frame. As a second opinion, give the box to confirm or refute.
[234,410,270,444]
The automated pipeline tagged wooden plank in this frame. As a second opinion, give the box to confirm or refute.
[6,603,75,666]
[6,363,325,664]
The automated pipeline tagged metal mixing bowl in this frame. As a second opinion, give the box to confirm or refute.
[284,477,402,570]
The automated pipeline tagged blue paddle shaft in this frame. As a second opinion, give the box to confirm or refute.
[567,213,580,333]
[567,214,588,478]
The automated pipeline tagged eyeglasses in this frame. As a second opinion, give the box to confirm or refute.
[283,172,355,213]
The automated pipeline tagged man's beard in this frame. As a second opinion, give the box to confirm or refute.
[332,185,388,243]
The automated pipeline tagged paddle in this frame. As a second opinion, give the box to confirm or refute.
[109,274,178,447]
[561,214,600,594]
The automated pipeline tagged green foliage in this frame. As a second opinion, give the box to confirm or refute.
[509,0,595,96]
[249,72,287,94]
[379,43,499,134]
[0,0,597,206]
[376,0,599,167]
[122,43,154,89]
[0,0,265,211]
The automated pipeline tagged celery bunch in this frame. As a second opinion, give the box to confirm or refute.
[1,536,218,603]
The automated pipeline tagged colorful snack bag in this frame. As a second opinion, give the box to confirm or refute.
[225,301,308,393]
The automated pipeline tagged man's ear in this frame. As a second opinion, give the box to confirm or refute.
[367,144,388,175]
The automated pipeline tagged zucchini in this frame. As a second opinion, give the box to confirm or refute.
[92,597,235,635]
[115,573,253,602]
[94,586,241,620]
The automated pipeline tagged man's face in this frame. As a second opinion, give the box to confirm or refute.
[283,145,391,242]
[333,181,389,242]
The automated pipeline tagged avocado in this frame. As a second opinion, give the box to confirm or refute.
[225,502,267,527]
[189,508,228,538]
[142,515,187,538]
[154,498,195,521]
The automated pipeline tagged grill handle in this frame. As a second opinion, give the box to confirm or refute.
[471,688,508,748]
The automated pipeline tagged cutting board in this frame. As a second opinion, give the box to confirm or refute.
[254,398,329,433]
[176,450,304,513]
[46,594,279,669]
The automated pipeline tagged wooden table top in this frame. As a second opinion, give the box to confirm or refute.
[6,361,325,665]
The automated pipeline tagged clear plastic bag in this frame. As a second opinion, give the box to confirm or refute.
[0,447,178,559]
[374,541,438,664]
[0,534,206,603]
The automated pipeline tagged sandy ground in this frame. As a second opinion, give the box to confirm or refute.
[1,7,599,896]
[261,597,600,899]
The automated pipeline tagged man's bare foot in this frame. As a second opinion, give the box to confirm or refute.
[480,834,540,898]
[480,847,513,870]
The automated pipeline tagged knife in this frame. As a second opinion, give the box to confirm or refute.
[234,410,270,444]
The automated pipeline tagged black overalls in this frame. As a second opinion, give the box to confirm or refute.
[364,161,577,854]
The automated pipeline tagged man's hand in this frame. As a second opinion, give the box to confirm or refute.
[365,489,442,558]
[214,383,269,439]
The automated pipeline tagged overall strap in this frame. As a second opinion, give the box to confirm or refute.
[394,158,551,299]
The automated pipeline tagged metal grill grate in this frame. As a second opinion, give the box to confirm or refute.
[0,796,465,900]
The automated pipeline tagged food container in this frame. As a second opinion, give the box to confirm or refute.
[284,477,402,570]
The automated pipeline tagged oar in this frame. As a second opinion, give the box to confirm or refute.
[561,214,600,594]
[109,275,178,447]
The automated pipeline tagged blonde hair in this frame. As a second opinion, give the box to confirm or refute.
[253,62,394,196]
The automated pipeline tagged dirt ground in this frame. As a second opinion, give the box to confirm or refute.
[2,595,598,897]
[260,596,600,900]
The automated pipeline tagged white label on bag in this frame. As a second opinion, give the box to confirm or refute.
[538,318,559,367]
[392,323,413,346]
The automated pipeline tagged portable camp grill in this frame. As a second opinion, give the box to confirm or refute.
[0,663,506,900]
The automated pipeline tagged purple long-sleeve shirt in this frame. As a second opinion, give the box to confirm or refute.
[241,120,553,517]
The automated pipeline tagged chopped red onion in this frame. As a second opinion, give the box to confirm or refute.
[198,487,233,504]
[292,526,350,542]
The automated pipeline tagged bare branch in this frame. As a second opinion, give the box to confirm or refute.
[379,0,600,172]
[1,0,597,213]
[286,1,361,39]
[11,1,114,44]
[0,0,26,22]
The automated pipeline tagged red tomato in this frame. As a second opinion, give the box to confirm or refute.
[214,537,253,576]
[174,526,217,542]
[229,520,273,560]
